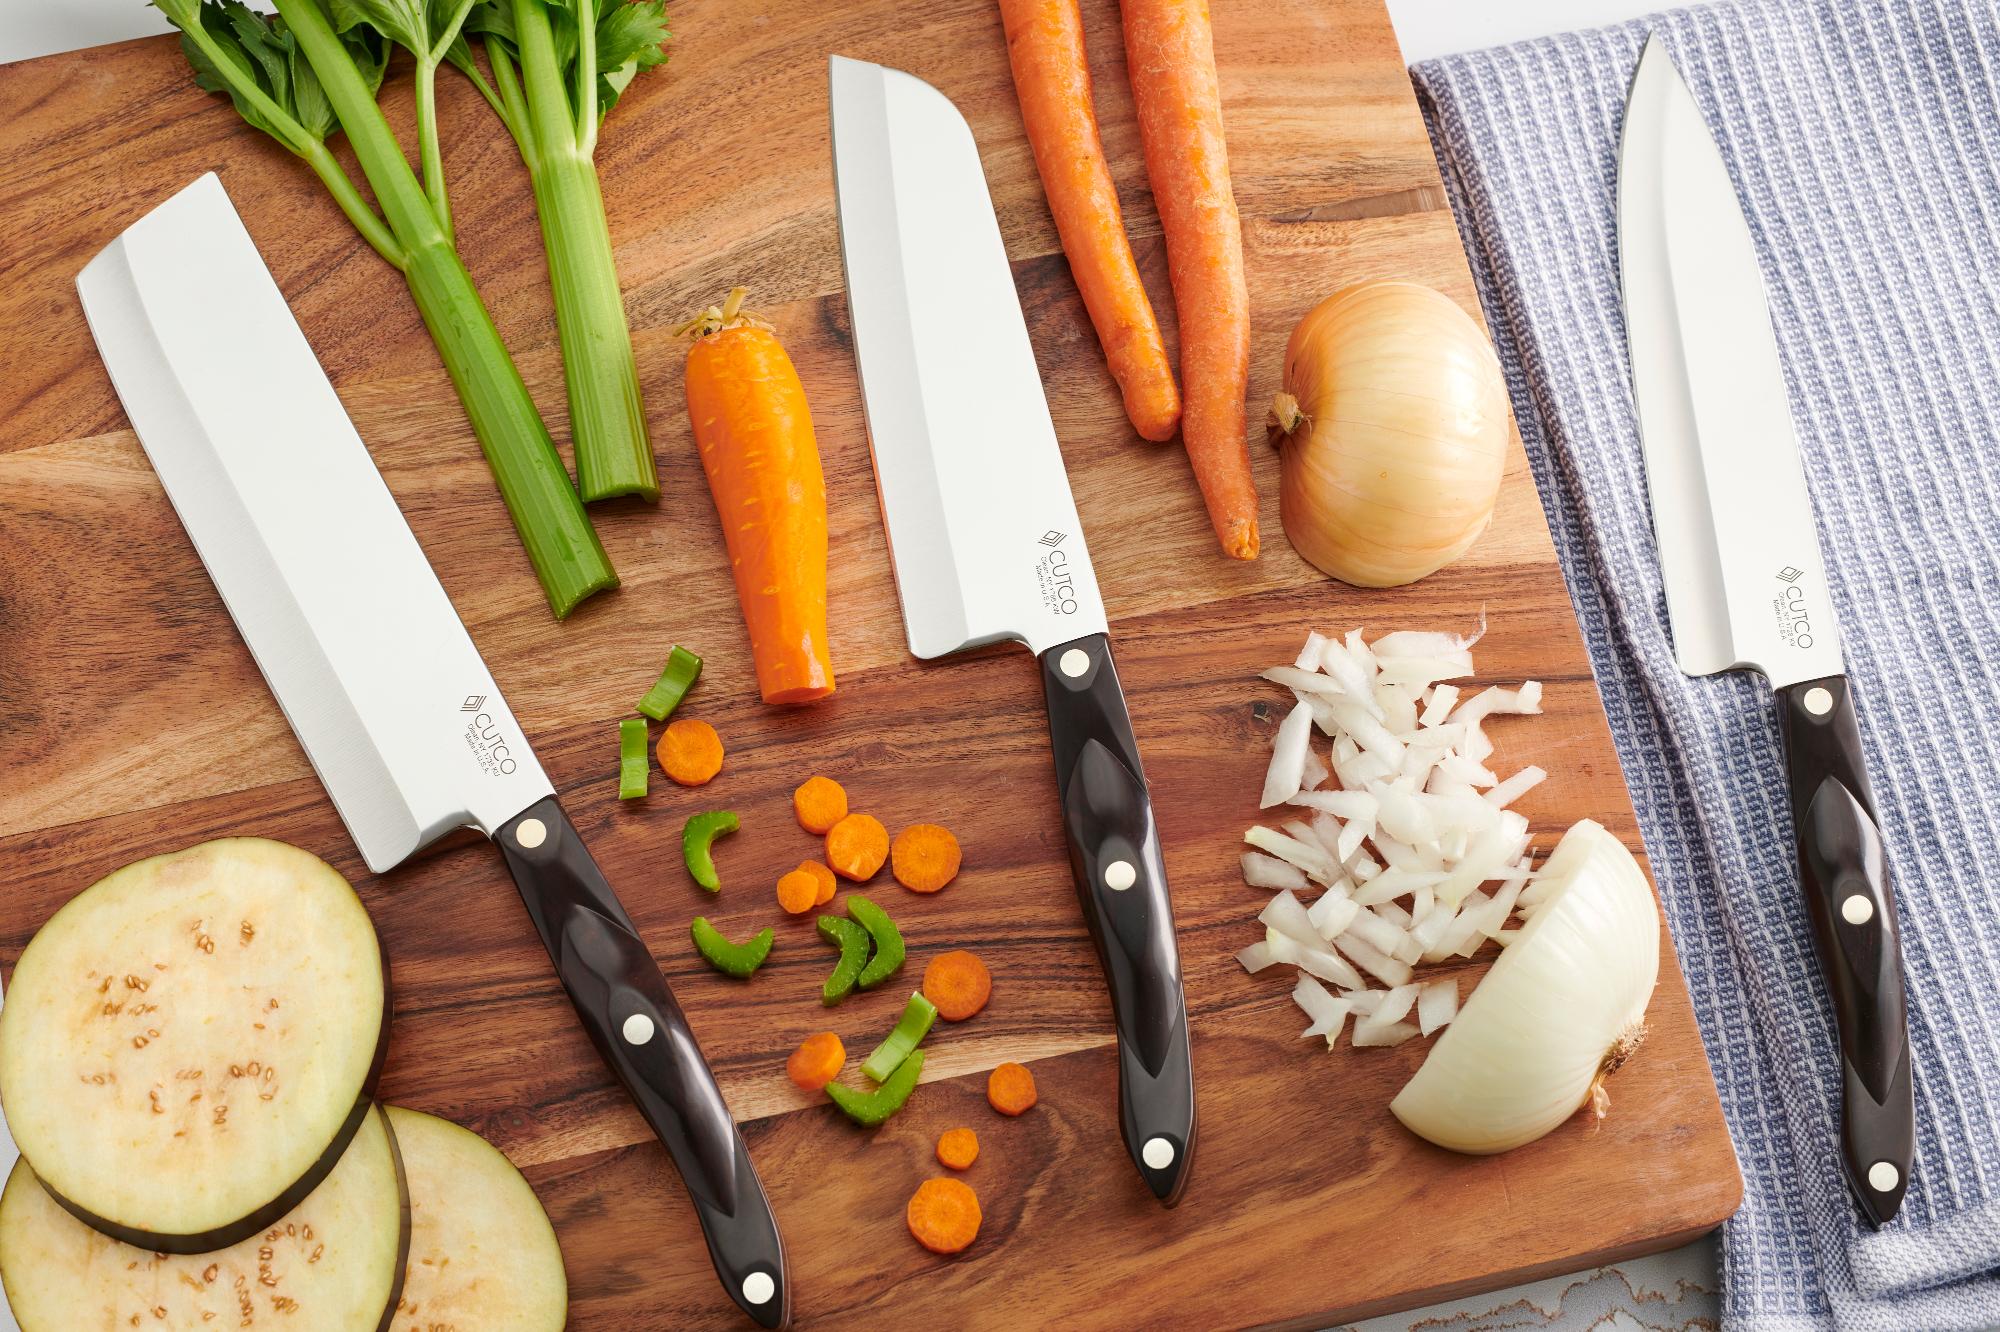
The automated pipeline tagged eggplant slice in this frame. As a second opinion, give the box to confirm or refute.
[0,1101,408,1331]
[387,1106,568,1330]
[0,838,389,1251]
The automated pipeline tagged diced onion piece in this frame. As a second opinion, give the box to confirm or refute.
[1288,789,1379,822]
[1486,765,1547,809]
[1265,928,1367,991]
[1236,940,1281,974]
[1408,901,1457,955]
[1417,979,1458,1035]
[1374,683,1421,736]
[1262,665,1346,699]
[1261,701,1315,808]
[1436,754,1498,787]
[1451,681,1543,727]
[1318,637,1375,698]
[1351,1018,1421,1047]
[1308,891,1359,941]
[1478,877,1528,940]
[1244,826,1342,885]
[1301,745,1330,792]
[1421,683,1461,727]
[1344,905,1405,956]
[1291,975,1350,1045]
[1241,851,1309,891]
[1434,888,1490,958]
[1329,699,1405,764]
[1282,818,1329,856]
[1345,988,1385,1015]
[1375,654,1474,690]
[1295,632,1331,672]
[1373,984,1419,1026]
[1334,929,1413,988]
[1370,622,1484,657]
[1372,783,1437,847]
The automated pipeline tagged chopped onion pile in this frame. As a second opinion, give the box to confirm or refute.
[1240,624,1549,1049]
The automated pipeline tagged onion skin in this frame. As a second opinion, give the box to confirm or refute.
[1271,282,1510,587]
[1388,820,1660,1154]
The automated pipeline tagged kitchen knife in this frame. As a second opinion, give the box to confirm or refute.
[1619,37,1915,1225]
[76,173,790,1324]
[828,56,1196,1205]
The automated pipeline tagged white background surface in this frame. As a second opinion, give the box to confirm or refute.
[0,3,1706,1331]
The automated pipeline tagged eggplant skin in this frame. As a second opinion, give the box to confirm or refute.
[0,837,392,1254]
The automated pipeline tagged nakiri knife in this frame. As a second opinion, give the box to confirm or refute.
[76,174,790,1324]
[828,56,1196,1205]
[1619,37,1915,1225]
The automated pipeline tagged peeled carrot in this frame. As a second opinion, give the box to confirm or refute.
[923,950,992,1022]
[787,1031,846,1090]
[936,1127,980,1171]
[999,0,1180,442]
[658,718,724,786]
[679,289,838,704]
[987,1061,1038,1116]
[891,823,962,894]
[1121,0,1257,559]
[799,859,838,906]
[825,813,890,881]
[776,869,820,915]
[906,1177,983,1254]
[793,775,849,834]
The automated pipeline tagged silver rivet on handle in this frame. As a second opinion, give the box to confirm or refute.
[1841,894,1875,925]
[1104,859,1136,891]
[742,1272,776,1305]
[1868,1161,1901,1193]
[1059,647,1090,678]
[515,817,548,849]
[1803,686,1834,716]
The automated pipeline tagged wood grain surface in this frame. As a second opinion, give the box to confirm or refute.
[0,0,1741,1327]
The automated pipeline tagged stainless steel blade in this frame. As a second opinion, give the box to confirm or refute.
[1619,36,1843,688]
[77,174,553,872]
[829,56,1108,659]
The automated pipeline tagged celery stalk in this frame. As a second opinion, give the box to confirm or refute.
[458,0,669,503]
[153,0,617,619]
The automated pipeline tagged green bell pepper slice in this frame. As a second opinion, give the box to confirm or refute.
[861,992,938,1083]
[845,894,904,989]
[682,810,739,891]
[816,915,869,1006]
[617,717,649,800]
[638,646,702,722]
[826,1049,925,1127]
[690,917,772,978]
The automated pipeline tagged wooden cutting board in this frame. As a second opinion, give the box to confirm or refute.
[0,0,1740,1325]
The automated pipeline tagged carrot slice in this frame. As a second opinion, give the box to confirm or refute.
[936,1128,980,1171]
[923,950,992,1022]
[658,718,724,786]
[680,290,837,704]
[776,869,819,915]
[799,860,837,906]
[825,813,890,881]
[891,823,962,894]
[793,776,849,834]
[1122,0,1257,559]
[786,1031,845,1091]
[987,1061,1038,1117]
[998,0,1180,442]
[906,1177,982,1254]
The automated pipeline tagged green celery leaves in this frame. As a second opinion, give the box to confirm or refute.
[156,0,386,149]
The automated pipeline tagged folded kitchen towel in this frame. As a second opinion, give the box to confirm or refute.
[1412,3,2000,1328]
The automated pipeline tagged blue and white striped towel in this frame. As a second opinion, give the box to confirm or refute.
[1412,3,2000,1327]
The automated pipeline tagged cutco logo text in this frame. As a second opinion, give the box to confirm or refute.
[462,710,519,776]
[1772,567,1816,650]
[1035,530,1078,616]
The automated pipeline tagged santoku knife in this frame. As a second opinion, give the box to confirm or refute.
[828,56,1196,1205]
[1619,37,1915,1225]
[77,173,790,1324]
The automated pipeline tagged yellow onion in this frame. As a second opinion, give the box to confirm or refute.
[1269,282,1510,587]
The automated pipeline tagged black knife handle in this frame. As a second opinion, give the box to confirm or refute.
[1038,632,1196,1206]
[1774,676,1915,1226]
[496,796,789,1327]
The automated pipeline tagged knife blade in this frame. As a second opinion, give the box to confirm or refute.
[76,173,790,1324]
[829,56,1196,1205]
[1619,36,1915,1225]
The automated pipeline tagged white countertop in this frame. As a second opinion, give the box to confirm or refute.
[0,4,1721,1330]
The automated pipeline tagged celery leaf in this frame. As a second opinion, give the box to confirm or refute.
[156,0,386,147]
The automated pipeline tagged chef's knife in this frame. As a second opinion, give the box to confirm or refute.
[1619,37,1915,1225]
[828,57,1196,1205]
[76,173,790,1323]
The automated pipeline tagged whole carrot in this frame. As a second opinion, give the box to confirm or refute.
[1122,0,1258,559]
[999,0,1181,442]
[679,289,837,704]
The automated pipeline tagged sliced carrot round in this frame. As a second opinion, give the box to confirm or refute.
[825,813,889,881]
[798,860,837,906]
[658,718,724,786]
[906,1177,982,1254]
[792,776,849,834]
[786,1032,845,1091]
[922,950,992,1022]
[987,1061,1037,1117]
[776,869,819,915]
[891,823,962,894]
[936,1128,979,1171]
